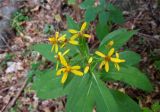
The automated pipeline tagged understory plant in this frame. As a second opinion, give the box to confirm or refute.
[11,10,29,35]
[31,1,153,112]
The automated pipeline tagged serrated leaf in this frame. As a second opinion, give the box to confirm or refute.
[32,69,65,99]
[107,3,124,24]
[99,11,109,25]
[110,89,141,112]
[99,29,136,51]
[103,66,153,92]
[32,43,55,62]
[119,51,141,66]
[80,0,95,9]
[92,73,120,112]
[96,23,109,41]
[85,7,98,22]
[66,15,79,29]
[66,75,95,112]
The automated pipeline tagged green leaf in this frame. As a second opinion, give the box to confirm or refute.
[32,43,55,62]
[96,23,109,41]
[103,66,153,92]
[107,3,124,24]
[80,0,95,9]
[110,89,141,112]
[99,29,137,51]
[66,73,120,112]
[68,0,76,4]
[99,11,109,25]
[66,75,95,112]
[66,15,79,29]
[119,51,141,66]
[32,69,65,99]
[92,73,119,112]
[85,7,98,22]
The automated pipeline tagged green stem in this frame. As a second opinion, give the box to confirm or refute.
[79,38,89,57]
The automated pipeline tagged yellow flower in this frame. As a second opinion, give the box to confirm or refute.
[68,22,91,39]
[84,57,93,74]
[48,32,66,53]
[56,53,83,84]
[95,48,125,72]
[55,49,70,70]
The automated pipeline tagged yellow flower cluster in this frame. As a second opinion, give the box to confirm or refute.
[48,22,91,53]
[48,22,125,84]
[68,22,91,39]
[48,22,91,84]
[95,41,125,72]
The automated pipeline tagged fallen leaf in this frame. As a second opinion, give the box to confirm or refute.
[5,62,24,73]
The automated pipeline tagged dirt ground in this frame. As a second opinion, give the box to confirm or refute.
[0,0,160,112]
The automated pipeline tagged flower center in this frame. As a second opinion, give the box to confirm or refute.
[52,39,57,44]
[78,32,83,37]
[65,65,71,72]
[105,56,110,61]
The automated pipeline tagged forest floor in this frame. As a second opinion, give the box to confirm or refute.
[0,0,160,112]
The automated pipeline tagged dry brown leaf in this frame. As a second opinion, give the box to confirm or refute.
[31,5,40,12]
[47,0,52,4]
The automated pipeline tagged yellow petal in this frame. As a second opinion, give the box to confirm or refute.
[61,43,66,48]
[116,52,119,58]
[80,22,87,32]
[71,70,83,76]
[55,32,59,39]
[48,37,54,42]
[68,29,78,34]
[59,54,68,66]
[110,58,125,63]
[69,40,79,45]
[105,61,109,72]
[62,49,70,56]
[56,68,64,76]
[58,34,66,41]
[51,45,55,52]
[88,57,93,64]
[95,51,106,58]
[108,48,115,57]
[55,44,58,53]
[107,40,114,47]
[61,72,68,84]
[99,61,105,69]
[114,63,120,71]
[71,66,81,69]
[70,34,79,40]
[84,66,89,74]
[83,34,91,38]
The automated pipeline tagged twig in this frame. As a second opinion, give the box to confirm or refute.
[0,83,22,93]
[137,32,160,42]
[2,78,28,112]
